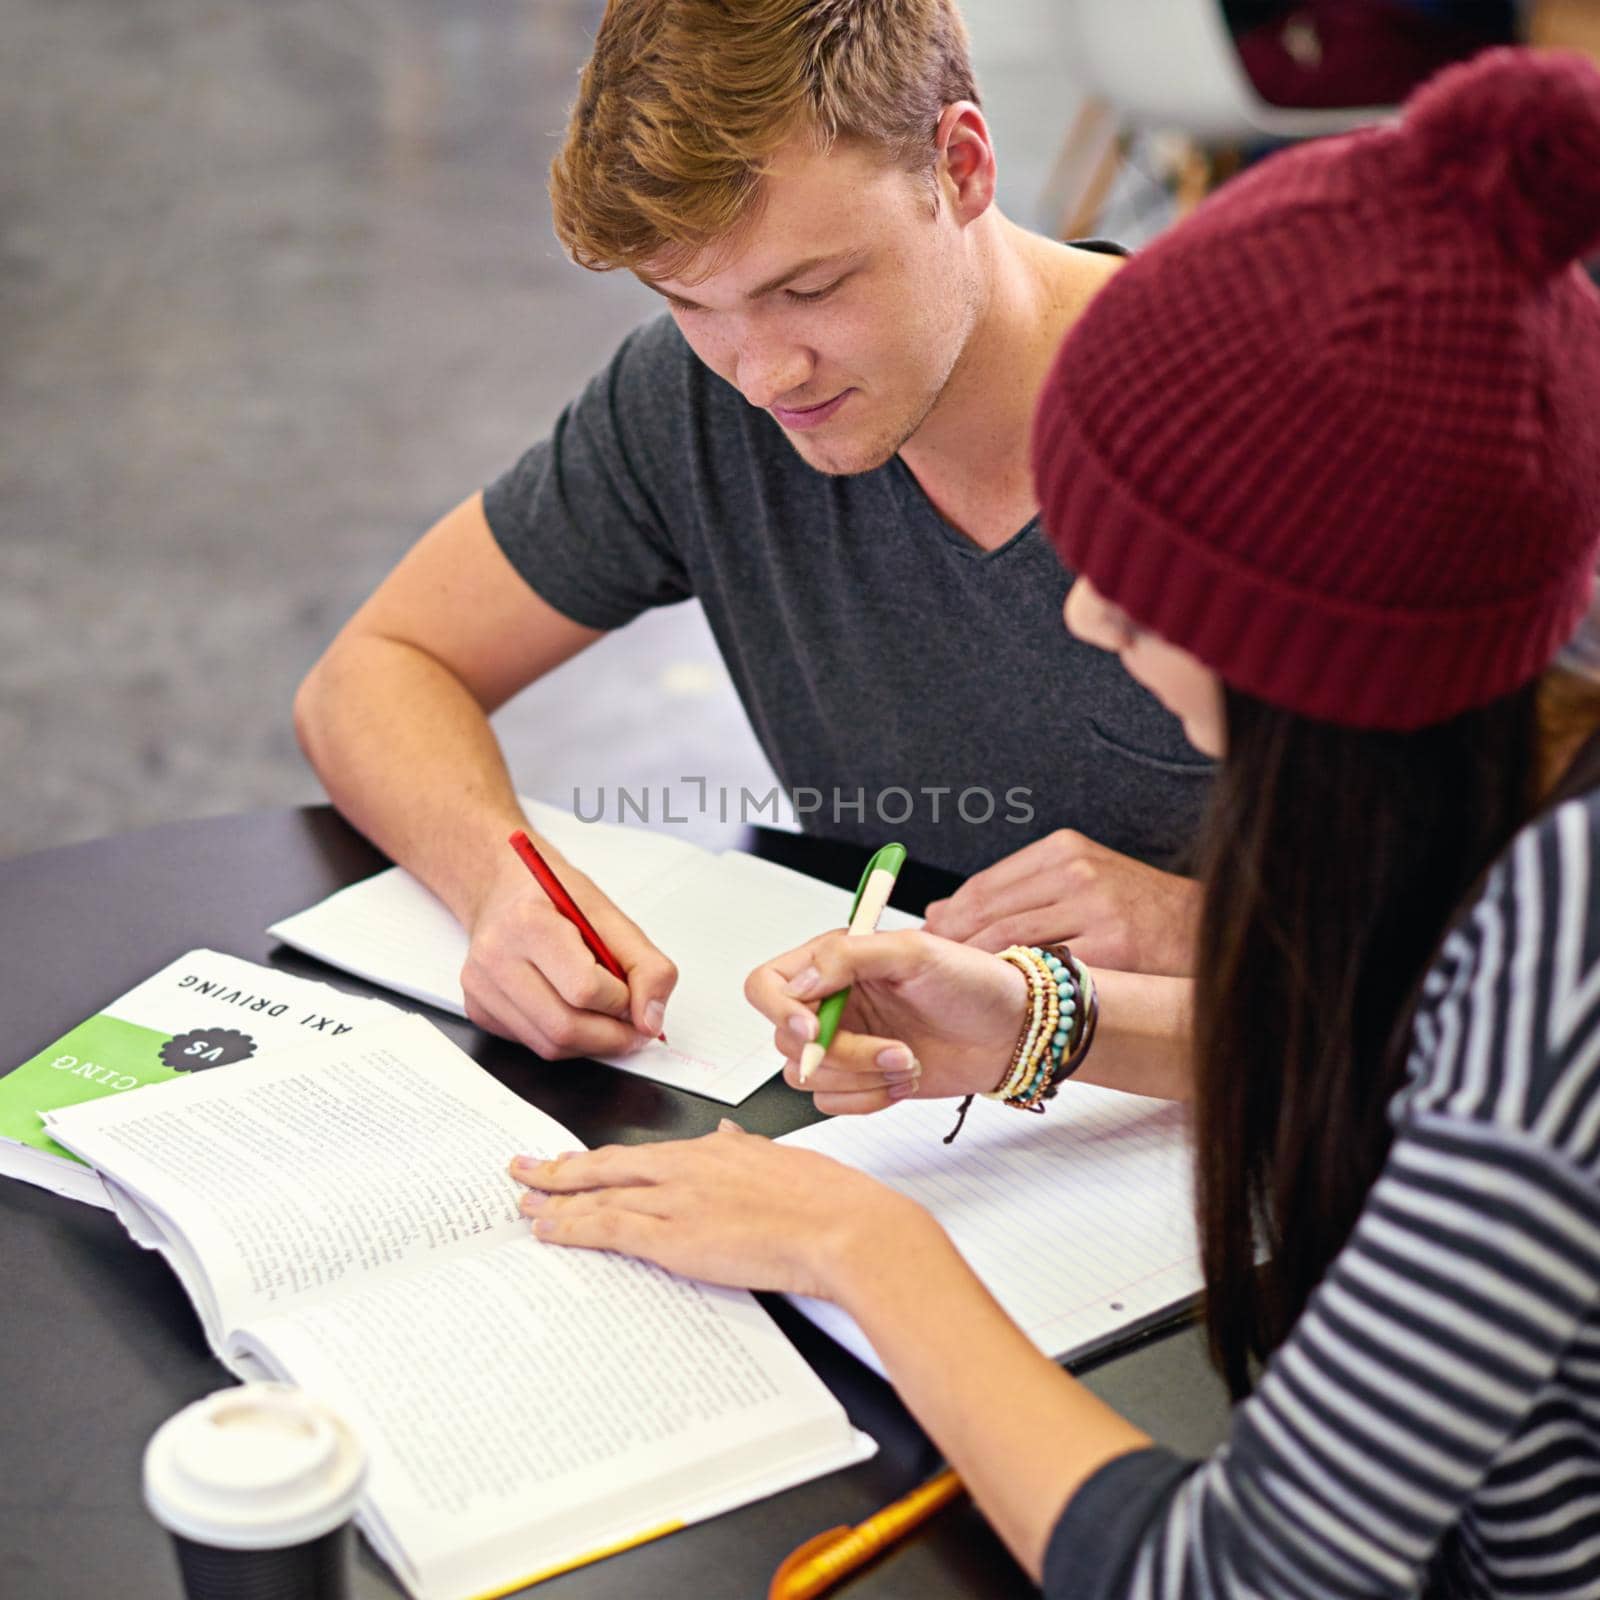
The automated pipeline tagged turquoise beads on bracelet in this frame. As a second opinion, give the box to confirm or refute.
[990,945,1088,1110]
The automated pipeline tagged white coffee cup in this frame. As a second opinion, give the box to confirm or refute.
[144,1383,366,1599]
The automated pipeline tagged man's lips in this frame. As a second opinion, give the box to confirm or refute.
[770,390,852,431]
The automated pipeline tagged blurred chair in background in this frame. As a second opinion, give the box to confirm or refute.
[1531,0,1600,59]
[1049,0,1514,237]
[1232,2,1514,107]
[1529,0,1600,281]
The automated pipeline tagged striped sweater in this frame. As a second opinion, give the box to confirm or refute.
[1046,788,1600,1599]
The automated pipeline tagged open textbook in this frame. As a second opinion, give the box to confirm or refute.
[0,950,400,1208]
[46,1015,872,1600]
[269,799,918,1104]
[780,1087,1203,1374]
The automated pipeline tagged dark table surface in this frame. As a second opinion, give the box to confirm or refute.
[0,808,1230,1599]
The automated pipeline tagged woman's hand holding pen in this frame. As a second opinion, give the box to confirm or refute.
[744,930,1029,1114]
[461,849,678,1061]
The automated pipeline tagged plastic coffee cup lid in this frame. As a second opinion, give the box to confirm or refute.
[144,1383,366,1550]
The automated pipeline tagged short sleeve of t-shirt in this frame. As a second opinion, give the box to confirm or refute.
[482,317,696,630]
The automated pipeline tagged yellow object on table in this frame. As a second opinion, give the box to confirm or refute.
[768,1469,965,1600]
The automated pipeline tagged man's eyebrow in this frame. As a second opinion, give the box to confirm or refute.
[745,251,859,299]
[642,279,701,308]
[643,251,862,309]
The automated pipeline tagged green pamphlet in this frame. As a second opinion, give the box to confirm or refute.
[0,948,400,1208]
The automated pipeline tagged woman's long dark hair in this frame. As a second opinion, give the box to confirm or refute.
[1194,681,1540,1400]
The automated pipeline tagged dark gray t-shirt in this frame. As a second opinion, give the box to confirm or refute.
[483,308,1212,877]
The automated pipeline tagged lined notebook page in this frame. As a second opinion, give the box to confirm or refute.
[522,802,709,907]
[620,852,918,1100]
[267,801,706,1018]
[269,805,917,1104]
[269,869,487,1016]
[779,1088,1201,1374]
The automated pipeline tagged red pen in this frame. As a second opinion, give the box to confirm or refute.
[507,830,665,1042]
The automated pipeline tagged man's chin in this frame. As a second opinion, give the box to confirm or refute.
[782,424,902,478]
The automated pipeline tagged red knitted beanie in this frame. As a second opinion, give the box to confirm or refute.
[1033,49,1600,730]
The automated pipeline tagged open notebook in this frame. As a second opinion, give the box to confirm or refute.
[269,801,917,1105]
[780,1086,1202,1374]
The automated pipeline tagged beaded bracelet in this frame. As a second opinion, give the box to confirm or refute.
[1059,955,1099,1081]
[991,946,1080,1100]
[987,946,1061,1101]
[942,944,1100,1143]
[1030,947,1086,1101]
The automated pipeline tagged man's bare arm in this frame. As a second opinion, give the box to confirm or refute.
[294,492,599,922]
[294,493,678,1055]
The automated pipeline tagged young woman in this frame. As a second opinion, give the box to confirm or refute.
[508,50,1600,1598]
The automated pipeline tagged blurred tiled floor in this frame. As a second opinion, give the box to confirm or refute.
[1,0,1139,860]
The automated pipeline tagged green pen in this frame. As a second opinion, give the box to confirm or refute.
[798,841,907,1084]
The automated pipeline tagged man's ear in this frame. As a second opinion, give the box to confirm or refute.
[934,101,997,226]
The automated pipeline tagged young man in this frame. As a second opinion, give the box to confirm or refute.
[293,0,1211,1061]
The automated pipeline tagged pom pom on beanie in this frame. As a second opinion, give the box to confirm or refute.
[1402,48,1600,278]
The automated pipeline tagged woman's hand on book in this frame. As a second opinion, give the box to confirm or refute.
[509,1126,934,1301]
[743,929,1029,1112]
[461,855,678,1060]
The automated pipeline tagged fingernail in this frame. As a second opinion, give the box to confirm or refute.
[511,1154,537,1174]
[786,1011,818,1042]
[785,966,822,999]
[718,1117,741,1132]
[628,1032,652,1054]
[518,1191,547,1214]
[888,1079,920,1100]
[875,1045,915,1074]
[644,998,666,1032]
[534,1217,557,1239]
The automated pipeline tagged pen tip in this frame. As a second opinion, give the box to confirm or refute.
[798,1041,824,1084]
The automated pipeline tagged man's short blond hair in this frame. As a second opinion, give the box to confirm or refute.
[550,0,979,280]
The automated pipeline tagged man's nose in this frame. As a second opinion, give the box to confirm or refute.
[734,328,814,410]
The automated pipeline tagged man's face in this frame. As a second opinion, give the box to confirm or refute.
[643,139,982,476]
